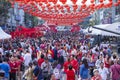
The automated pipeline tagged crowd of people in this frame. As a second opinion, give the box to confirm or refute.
[0,31,120,80]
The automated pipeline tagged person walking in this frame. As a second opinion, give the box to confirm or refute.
[23,62,33,80]
[33,61,43,80]
[9,57,18,80]
[24,50,32,69]
[91,69,102,80]
[41,57,52,80]
[65,65,75,80]
[79,58,89,80]
[0,58,10,80]
[110,60,120,80]
[98,62,109,80]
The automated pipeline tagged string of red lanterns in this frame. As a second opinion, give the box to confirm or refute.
[9,0,120,26]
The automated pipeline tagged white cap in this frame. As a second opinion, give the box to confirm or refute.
[93,69,99,73]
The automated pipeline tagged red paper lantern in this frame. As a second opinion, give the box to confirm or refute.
[114,3,119,6]
[48,0,58,4]
[71,0,77,4]
[91,0,94,3]
[118,0,120,4]
[81,3,86,9]
[24,0,30,3]
[82,0,87,4]
[59,0,67,4]
[99,0,104,3]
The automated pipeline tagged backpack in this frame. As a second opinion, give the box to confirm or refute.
[20,62,25,71]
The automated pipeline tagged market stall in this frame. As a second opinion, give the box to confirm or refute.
[0,27,11,40]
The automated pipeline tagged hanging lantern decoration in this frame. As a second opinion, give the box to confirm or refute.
[89,3,95,10]
[114,3,119,6]
[118,0,120,4]
[11,2,15,8]
[107,0,113,8]
[99,3,104,9]
[24,0,30,4]
[35,0,41,2]
[9,0,120,26]
[99,0,104,3]
[73,4,78,11]
[91,0,94,3]
[81,3,86,9]
[71,0,77,4]
[59,0,67,4]
[48,0,58,4]
[82,0,87,4]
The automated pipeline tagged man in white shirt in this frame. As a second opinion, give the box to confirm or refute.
[28,45,32,55]
[41,58,52,80]
[24,50,32,68]
[0,45,3,55]
[98,62,109,80]
[71,47,77,55]
[95,55,103,69]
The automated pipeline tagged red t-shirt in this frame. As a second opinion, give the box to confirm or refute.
[77,52,82,60]
[20,56,24,62]
[63,61,71,72]
[38,58,44,66]
[9,61,18,73]
[66,69,75,80]
[71,59,79,71]
[91,75,102,80]
[16,60,22,68]
[104,59,110,68]
[50,49,54,58]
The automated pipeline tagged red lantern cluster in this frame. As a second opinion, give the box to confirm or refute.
[8,0,120,26]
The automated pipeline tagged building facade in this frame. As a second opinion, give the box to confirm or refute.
[92,0,120,25]
[7,3,25,27]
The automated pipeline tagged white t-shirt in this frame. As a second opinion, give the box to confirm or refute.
[53,68,60,79]
[0,48,3,55]
[29,47,32,54]
[41,62,52,73]
[95,60,103,68]
[24,53,32,66]
[98,67,109,80]
[71,49,77,55]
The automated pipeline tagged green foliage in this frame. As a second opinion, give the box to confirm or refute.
[31,16,38,27]
[89,20,95,27]
[25,13,39,27]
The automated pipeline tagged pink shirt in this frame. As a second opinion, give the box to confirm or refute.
[110,64,120,80]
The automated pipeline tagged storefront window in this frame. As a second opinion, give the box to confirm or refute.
[115,6,120,15]
[115,0,120,15]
